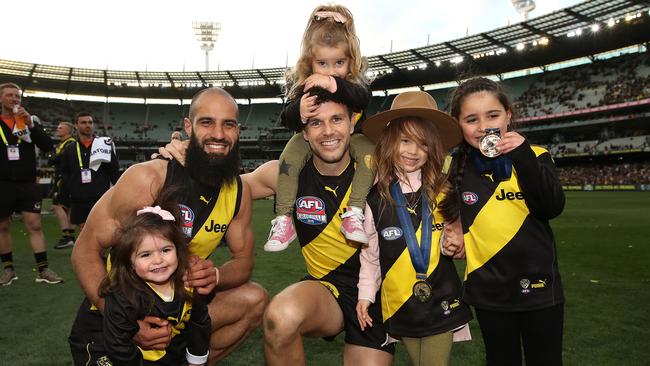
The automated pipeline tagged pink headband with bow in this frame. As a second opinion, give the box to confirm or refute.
[314,11,348,24]
[136,206,175,221]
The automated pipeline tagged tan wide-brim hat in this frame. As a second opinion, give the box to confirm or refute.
[362,91,462,151]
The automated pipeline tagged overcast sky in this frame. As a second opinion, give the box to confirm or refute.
[5,0,582,72]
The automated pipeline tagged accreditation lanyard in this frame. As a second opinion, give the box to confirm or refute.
[76,141,92,184]
[390,181,432,280]
[0,121,20,160]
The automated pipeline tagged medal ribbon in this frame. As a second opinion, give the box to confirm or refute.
[390,181,432,280]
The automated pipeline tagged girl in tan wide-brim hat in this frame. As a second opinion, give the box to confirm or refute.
[357,90,472,366]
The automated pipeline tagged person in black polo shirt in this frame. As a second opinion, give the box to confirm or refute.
[0,82,63,285]
[60,112,120,232]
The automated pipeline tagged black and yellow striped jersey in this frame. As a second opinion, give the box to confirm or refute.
[294,159,361,289]
[103,289,210,365]
[367,187,472,338]
[163,159,242,259]
[460,143,565,311]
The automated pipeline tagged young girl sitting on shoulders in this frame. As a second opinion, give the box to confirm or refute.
[265,4,376,252]
[98,193,210,366]
[356,91,472,366]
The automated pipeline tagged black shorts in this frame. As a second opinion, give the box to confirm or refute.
[52,180,71,207]
[306,278,395,354]
[69,298,107,366]
[70,200,98,225]
[0,181,42,218]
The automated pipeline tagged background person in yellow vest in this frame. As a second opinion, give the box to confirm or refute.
[70,87,267,365]
[48,121,77,249]
[0,82,63,285]
[60,112,120,233]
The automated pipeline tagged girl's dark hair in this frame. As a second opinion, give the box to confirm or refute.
[440,77,514,223]
[98,187,191,312]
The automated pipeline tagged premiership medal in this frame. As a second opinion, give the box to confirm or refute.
[413,280,433,303]
[479,128,501,157]
[391,182,435,304]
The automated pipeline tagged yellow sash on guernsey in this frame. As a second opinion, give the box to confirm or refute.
[463,146,547,279]
[380,209,444,322]
[189,179,240,259]
[301,185,358,280]
[139,284,193,361]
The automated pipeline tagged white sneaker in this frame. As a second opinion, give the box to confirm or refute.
[264,215,297,252]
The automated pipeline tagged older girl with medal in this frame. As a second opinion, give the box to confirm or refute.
[356,91,472,366]
[448,77,565,366]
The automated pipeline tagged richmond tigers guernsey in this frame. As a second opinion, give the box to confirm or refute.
[69,159,242,365]
[460,142,565,311]
[162,159,242,258]
[367,187,472,338]
[294,159,360,289]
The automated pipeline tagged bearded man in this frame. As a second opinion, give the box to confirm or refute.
[69,87,268,366]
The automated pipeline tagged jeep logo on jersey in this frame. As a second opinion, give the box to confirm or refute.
[381,227,403,240]
[462,191,478,205]
[495,189,525,201]
[178,204,194,237]
[296,196,326,225]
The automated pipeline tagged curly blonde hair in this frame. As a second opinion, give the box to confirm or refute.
[286,4,368,100]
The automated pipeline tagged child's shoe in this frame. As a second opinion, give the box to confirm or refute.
[264,215,297,252]
[340,206,369,244]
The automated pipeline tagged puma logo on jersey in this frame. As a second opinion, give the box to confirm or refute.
[199,195,211,205]
[324,185,338,197]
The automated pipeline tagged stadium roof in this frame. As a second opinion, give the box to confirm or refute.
[1,0,649,100]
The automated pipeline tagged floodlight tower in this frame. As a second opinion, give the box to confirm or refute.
[511,0,536,21]
[192,21,221,71]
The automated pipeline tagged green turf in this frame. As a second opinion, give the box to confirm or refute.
[1,192,648,365]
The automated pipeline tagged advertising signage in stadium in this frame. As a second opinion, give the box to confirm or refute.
[570,184,643,191]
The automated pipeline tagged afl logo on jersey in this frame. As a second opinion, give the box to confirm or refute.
[381,227,403,241]
[296,196,327,225]
[178,204,194,237]
[462,191,478,205]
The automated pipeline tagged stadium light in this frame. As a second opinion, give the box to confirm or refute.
[511,0,536,21]
[591,24,600,33]
[192,21,221,71]
[607,18,615,27]
[516,43,525,51]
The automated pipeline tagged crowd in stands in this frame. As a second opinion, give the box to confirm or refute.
[557,161,650,185]
[514,52,650,117]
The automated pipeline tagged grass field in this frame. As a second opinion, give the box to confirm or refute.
[1,191,649,365]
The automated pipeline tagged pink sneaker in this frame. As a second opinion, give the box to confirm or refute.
[340,207,369,244]
[264,215,297,252]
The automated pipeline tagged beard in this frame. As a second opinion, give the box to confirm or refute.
[185,133,240,187]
